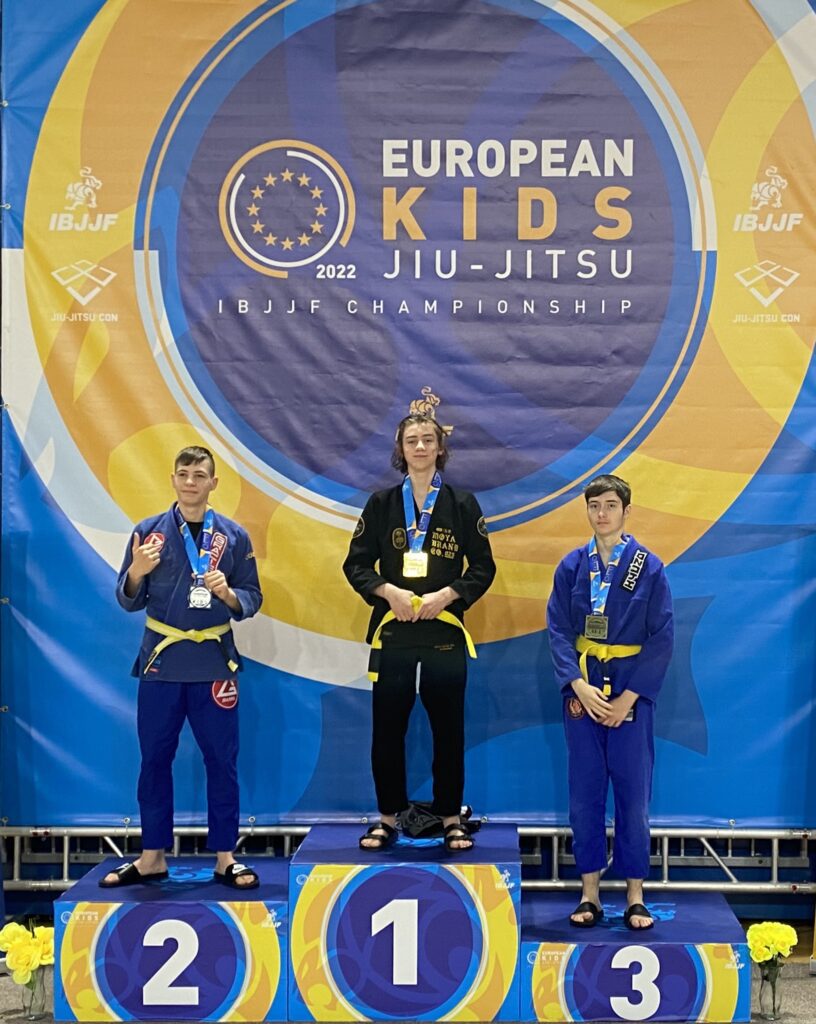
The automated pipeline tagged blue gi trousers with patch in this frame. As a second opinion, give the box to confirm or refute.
[564,695,654,879]
[137,679,239,852]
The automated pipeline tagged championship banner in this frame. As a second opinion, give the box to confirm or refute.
[1,0,814,826]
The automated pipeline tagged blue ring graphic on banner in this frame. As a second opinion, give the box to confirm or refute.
[135,0,707,522]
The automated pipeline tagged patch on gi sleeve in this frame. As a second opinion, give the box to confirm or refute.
[477,516,489,538]
[353,516,365,539]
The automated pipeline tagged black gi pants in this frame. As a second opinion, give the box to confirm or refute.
[371,642,467,817]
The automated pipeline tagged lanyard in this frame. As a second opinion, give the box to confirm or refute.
[587,534,629,615]
[402,472,441,553]
[174,505,215,583]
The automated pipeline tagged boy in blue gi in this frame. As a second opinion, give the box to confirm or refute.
[101,445,263,889]
[547,475,673,929]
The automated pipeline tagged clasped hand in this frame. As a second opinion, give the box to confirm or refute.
[571,679,637,728]
[385,584,456,622]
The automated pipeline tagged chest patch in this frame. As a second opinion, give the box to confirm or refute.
[144,532,165,551]
[209,533,228,569]
[430,526,458,559]
[621,549,648,592]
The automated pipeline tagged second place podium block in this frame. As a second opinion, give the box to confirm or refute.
[289,823,521,1021]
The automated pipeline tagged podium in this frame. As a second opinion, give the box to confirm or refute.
[288,823,521,1021]
[521,892,750,1022]
[54,858,288,1022]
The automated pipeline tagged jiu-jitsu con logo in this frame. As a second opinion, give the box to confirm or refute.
[733,165,803,233]
[219,141,355,278]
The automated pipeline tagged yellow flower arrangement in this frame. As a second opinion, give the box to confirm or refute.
[0,921,55,987]
[747,922,798,1021]
[747,921,798,964]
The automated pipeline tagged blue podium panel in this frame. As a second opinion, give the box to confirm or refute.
[521,892,750,1023]
[289,823,520,1021]
[54,858,288,1022]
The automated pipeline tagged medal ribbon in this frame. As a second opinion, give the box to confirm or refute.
[587,534,629,615]
[402,471,442,553]
[174,505,215,583]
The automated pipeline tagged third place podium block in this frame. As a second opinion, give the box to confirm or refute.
[289,823,521,1021]
[521,891,750,1023]
[54,857,288,1022]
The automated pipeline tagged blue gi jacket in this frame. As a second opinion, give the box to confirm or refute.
[116,505,263,681]
[547,535,673,702]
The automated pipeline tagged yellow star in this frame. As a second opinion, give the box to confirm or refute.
[310,221,324,235]
[298,233,311,246]
[251,221,265,234]
[251,186,265,199]
[246,203,259,216]
[310,186,323,199]
[281,237,294,250]
[264,233,278,246]
[264,173,277,186]
[298,172,311,187]
[314,203,328,217]
[281,168,294,182]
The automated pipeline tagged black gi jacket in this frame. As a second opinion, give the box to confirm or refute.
[343,482,496,646]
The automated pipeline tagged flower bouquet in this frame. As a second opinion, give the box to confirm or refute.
[0,921,55,1020]
[747,921,798,1021]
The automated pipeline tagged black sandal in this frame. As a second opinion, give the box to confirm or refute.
[624,903,654,930]
[98,862,169,888]
[359,822,398,850]
[569,901,604,927]
[213,862,260,889]
[443,823,474,852]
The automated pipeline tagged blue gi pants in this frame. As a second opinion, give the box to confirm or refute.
[564,696,654,879]
[137,679,239,851]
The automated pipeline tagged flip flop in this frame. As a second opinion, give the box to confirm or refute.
[624,903,654,930]
[443,823,474,852]
[359,823,398,850]
[569,901,604,927]
[213,862,260,889]
[98,862,169,888]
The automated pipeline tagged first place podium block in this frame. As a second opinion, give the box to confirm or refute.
[289,823,520,1021]
[521,892,750,1023]
[54,857,288,1022]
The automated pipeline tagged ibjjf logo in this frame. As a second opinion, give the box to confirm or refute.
[49,167,119,232]
[212,679,238,709]
[621,548,647,591]
[733,164,803,232]
[750,166,787,210]
[144,532,165,551]
[567,697,585,719]
[51,260,117,305]
[219,140,355,279]
[209,532,228,569]
[734,260,800,308]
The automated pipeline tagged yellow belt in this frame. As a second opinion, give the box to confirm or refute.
[368,595,477,682]
[144,616,238,675]
[575,635,642,695]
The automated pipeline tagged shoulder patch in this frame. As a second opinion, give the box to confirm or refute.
[477,516,488,538]
[353,516,365,539]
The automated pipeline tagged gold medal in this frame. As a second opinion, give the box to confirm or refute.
[584,614,608,640]
[403,551,428,578]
